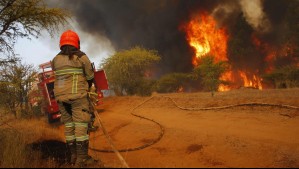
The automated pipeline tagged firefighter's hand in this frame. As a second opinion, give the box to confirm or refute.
[88,85,98,93]
[88,92,98,105]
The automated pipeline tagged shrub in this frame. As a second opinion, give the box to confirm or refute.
[155,73,192,93]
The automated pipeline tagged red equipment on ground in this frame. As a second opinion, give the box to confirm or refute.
[37,61,109,123]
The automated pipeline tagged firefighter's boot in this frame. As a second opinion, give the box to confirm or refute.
[75,141,98,168]
[66,141,77,165]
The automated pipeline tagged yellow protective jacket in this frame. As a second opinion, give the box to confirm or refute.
[52,52,94,102]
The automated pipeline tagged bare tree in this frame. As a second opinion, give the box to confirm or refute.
[0,56,37,117]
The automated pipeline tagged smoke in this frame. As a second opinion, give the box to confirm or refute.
[47,0,225,75]
[239,0,271,33]
[46,0,297,77]
[212,1,240,28]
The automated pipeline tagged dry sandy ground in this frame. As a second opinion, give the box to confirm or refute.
[2,88,298,168]
[88,88,299,168]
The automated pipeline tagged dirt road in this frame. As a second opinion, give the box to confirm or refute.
[87,88,299,168]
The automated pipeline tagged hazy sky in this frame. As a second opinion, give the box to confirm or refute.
[15,22,115,71]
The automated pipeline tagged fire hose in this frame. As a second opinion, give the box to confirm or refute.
[89,95,298,167]
[164,96,299,111]
[88,96,164,167]
[91,101,130,168]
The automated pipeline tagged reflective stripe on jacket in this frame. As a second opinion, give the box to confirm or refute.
[55,68,83,76]
[52,54,94,101]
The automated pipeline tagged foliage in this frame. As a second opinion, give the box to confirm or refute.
[0,0,70,56]
[0,0,69,117]
[193,56,228,96]
[262,66,299,88]
[135,79,156,97]
[284,1,299,57]
[0,56,37,117]
[101,46,161,96]
[155,73,192,93]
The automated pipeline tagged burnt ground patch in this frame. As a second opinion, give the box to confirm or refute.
[30,140,69,166]
[186,144,204,154]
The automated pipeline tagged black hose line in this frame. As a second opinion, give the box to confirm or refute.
[90,96,298,153]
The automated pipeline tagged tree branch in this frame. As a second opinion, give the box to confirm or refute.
[0,0,17,15]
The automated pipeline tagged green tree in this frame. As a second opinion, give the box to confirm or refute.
[155,73,192,93]
[101,46,161,96]
[0,0,70,57]
[194,56,228,96]
[0,57,37,117]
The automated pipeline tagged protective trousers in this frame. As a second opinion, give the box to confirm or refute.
[58,95,91,165]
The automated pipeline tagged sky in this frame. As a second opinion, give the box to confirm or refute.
[15,23,115,71]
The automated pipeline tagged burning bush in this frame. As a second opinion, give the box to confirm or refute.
[262,66,299,88]
[193,56,229,96]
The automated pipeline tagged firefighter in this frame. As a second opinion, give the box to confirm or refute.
[51,30,99,167]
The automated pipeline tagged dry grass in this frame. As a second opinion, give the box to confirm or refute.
[0,128,54,168]
[13,118,65,143]
[0,117,64,168]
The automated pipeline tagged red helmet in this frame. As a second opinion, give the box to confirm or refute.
[59,30,80,49]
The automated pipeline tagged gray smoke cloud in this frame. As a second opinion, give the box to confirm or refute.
[46,0,298,77]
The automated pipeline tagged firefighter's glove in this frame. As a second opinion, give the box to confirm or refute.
[88,85,97,93]
[88,92,98,105]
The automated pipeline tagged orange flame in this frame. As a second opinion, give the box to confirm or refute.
[177,86,184,93]
[219,71,233,91]
[239,71,263,90]
[181,12,228,66]
[182,12,265,91]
